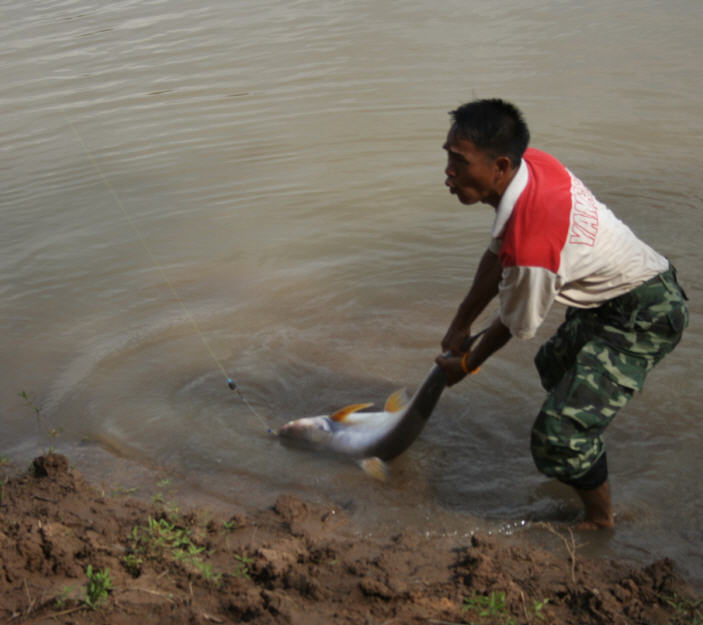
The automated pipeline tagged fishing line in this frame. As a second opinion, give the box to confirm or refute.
[66,119,273,434]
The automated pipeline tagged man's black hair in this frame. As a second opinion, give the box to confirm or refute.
[450,98,530,167]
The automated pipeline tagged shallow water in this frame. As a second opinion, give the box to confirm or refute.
[2,0,702,585]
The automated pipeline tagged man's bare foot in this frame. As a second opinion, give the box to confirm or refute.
[574,518,614,531]
[574,481,615,530]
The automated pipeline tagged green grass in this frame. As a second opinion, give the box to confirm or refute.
[222,519,238,532]
[463,591,516,625]
[665,592,703,625]
[127,515,225,584]
[462,591,551,625]
[84,565,113,609]
[121,553,143,577]
[19,389,62,453]
[233,554,253,580]
[53,584,78,609]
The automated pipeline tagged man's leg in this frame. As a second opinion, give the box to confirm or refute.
[575,481,614,530]
[531,366,633,529]
[562,451,614,529]
[532,266,688,529]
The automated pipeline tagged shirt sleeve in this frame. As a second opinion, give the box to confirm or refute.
[498,265,560,339]
[488,237,501,255]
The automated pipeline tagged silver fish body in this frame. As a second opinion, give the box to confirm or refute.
[277,360,448,462]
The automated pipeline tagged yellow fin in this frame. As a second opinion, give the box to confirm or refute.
[384,388,408,413]
[359,457,389,482]
[330,402,374,422]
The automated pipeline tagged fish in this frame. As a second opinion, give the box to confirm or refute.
[277,357,450,480]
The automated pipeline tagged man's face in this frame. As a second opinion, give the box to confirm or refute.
[443,126,502,207]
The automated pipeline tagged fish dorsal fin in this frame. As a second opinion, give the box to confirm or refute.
[330,402,374,422]
[384,388,408,413]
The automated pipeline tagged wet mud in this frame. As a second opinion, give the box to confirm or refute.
[0,454,699,624]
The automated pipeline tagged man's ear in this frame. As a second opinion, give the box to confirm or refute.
[493,155,514,184]
[495,155,513,174]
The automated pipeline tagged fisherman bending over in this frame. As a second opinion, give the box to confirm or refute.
[435,98,688,530]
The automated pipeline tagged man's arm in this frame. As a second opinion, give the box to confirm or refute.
[436,316,512,386]
[441,248,503,353]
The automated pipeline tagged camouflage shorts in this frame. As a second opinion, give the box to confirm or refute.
[531,265,688,482]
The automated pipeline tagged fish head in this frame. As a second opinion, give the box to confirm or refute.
[277,415,334,449]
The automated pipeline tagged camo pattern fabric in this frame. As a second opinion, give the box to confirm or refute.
[531,265,688,481]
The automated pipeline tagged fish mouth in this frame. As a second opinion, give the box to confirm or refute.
[278,417,331,440]
[277,419,333,451]
[277,422,300,438]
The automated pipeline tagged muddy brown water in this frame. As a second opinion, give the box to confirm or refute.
[2,0,702,586]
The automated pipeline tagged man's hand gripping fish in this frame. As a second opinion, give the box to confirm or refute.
[277,334,483,480]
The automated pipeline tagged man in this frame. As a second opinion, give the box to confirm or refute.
[435,98,688,530]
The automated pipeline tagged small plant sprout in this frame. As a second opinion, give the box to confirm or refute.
[664,592,703,625]
[54,584,78,609]
[19,390,63,453]
[532,598,550,621]
[84,565,113,609]
[194,560,222,585]
[122,553,143,577]
[233,554,253,579]
[462,591,516,625]
[128,515,223,582]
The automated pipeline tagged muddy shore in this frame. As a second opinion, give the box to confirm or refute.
[0,453,700,624]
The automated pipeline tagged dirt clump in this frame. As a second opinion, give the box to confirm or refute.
[0,454,699,624]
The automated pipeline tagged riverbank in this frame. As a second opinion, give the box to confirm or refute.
[0,453,700,624]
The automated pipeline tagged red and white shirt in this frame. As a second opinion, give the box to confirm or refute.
[488,148,668,339]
